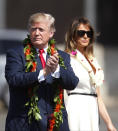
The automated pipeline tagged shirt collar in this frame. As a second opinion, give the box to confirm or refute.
[36,46,48,55]
[43,46,48,54]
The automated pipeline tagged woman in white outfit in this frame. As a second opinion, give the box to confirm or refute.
[65,17,117,131]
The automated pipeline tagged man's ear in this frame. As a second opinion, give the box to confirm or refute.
[50,31,54,38]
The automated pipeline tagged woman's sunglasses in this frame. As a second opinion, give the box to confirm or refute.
[77,30,93,38]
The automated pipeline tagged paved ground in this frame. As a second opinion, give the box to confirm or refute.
[0,100,118,131]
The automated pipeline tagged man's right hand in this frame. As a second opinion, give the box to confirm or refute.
[43,52,59,77]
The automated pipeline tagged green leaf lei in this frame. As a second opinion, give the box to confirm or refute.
[47,39,66,69]
[23,35,66,129]
[24,35,41,123]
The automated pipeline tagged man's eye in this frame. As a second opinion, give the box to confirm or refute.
[31,28,37,31]
[38,28,44,32]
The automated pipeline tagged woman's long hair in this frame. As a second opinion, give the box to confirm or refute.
[65,17,95,57]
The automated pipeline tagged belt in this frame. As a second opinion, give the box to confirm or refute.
[68,92,97,97]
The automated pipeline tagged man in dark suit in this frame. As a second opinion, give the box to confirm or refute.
[5,12,79,131]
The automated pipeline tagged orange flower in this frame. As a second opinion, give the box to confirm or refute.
[31,62,37,72]
[55,104,61,112]
[25,48,30,56]
[51,44,55,48]
[49,118,56,131]
[59,93,63,99]
[51,44,55,55]
[51,119,55,125]
[59,88,63,100]
[25,44,31,56]
[48,88,64,131]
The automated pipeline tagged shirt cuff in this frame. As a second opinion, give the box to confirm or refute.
[38,69,45,82]
[51,64,60,78]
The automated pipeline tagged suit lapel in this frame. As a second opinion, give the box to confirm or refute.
[46,53,50,62]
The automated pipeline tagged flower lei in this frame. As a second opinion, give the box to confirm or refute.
[23,35,66,130]
[48,86,64,131]
[47,39,66,69]
[71,50,104,88]
[47,39,65,131]
[24,35,41,123]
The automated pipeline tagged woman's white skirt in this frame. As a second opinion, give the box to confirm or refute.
[66,94,99,131]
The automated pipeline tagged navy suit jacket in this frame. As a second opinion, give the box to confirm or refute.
[5,45,79,131]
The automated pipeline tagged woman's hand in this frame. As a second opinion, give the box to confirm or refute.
[107,122,117,131]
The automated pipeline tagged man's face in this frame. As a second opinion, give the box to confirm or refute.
[30,20,54,49]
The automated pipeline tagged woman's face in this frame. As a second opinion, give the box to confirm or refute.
[76,24,92,49]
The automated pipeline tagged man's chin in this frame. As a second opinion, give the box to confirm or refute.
[32,41,42,47]
[32,41,47,48]
[33,41,42,45]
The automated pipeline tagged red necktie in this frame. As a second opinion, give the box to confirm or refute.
[39,49,46,68]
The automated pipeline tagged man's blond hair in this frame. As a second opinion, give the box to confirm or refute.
[28,12,56,32]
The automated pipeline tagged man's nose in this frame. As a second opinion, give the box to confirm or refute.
[35,29,40,35]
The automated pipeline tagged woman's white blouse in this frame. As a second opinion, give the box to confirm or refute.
[67,56,96,94]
